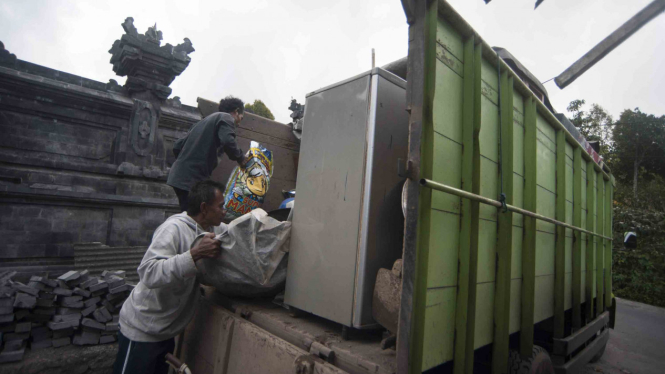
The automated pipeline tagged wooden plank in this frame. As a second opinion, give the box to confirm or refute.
[521,97,537,357]
[395,0,426,371]
[554,0,665,88]
[454,38,482,374]
[585,163,596,320]
[596,172,605,314]
[553,311,610,356]
[492,70,514,374]
[605,179,613,307]
[408,2,438,373]
[554,130,566,339]
[572,147,583,330]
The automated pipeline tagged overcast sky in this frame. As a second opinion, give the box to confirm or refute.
[1,0,663,124]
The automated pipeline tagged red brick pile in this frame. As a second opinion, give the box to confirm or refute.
[0,270,133,363]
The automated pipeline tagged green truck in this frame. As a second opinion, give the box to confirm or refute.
[177,2,615,373]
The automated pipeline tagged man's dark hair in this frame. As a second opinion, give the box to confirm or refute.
[219,96,244,114]
[187,180,225,216]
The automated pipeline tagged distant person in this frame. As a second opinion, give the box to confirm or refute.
[168,96,246,212]
[113,180,226,374]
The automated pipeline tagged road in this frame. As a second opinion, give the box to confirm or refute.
[584,298,665,374]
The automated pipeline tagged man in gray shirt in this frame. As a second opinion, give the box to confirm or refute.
[167,96,246,212]
[113,180,227,374]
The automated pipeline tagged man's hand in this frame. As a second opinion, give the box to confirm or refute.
[190,233,221,262]
[237,158,247,169]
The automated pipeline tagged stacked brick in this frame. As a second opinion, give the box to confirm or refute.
[0,270,133,363]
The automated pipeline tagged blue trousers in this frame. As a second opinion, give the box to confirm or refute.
[112,331,175,374]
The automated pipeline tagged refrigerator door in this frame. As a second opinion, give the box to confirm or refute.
[284,73,371,326]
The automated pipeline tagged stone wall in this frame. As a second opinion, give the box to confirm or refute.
[0,22,299,276]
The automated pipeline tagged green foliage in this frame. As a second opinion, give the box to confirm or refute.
[611,108,665,185]
[566,99,613,158]
[613,205,665,307]
[244,100,275,121]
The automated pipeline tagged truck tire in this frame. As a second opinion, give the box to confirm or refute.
[508,346,555,374]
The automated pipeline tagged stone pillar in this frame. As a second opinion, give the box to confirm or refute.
[108,18,195,173]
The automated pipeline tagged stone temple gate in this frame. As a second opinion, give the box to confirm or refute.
[0,19,299,277]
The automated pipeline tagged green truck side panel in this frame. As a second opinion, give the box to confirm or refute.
[415,6,613,371]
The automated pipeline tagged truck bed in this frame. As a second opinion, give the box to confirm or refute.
[178,286,396,374]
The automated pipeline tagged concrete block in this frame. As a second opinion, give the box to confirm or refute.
[109,284,129,294]
[114,300,126,310]
[73,330,100,345]
[56,307,82,315]
[39,277,59,289]
[59,295,83,304]
[57,271,80,283]
[0,306,13,314]
[73,287,91,298]
[81,318,105,330]
[84,296,101,308]
[0,287,16,298]
[3,332,29,341]
[31,326,51,339]
[11,283,40,297]
[52,328,73,339]
[14,293,37,309]
[54,288,73,296]
[79,270,90,281]
[4,339,26,351]
[57,280,69,290]
[80,277,99,290]
[107,276,125,289]
[0,298,14,307]
[51,336,71,347]
[0,347,24,363]
[27,281,47,291]
[31,338,52,350]
[102,299,116,313]
[36,298,55,308]
[27,313,52,324]
[82,304,96,317]
[105,292,125,302]
[0,323,15,333]
[89,281,108,292]
[105,322,119,332]
[0,313,13,323]
[47,321,73,330]
[34,307,56,316]
[93,307,112,323]
[15,309,30,321]
[99,334,116,344]
[60,300,84,309]
[91,289,108,297]
[53,313,81,323]
[112,314,119,323]
[15,322,31,333]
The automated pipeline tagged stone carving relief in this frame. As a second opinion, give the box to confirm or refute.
[129,100,157,156]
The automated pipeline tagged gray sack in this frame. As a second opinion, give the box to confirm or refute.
[194,208,291,297]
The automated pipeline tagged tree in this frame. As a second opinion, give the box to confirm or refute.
[567,99,614,158]
[244,100,275,121]
[612,108,665,199]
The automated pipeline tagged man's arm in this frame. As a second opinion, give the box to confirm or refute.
[137,225,198,289]
[218,120,244,163]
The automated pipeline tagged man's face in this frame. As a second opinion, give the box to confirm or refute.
[231,109,244,126]
[202,189,227,226]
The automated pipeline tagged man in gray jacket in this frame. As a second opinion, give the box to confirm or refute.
[168,96,247,212]
[113,180,227,374]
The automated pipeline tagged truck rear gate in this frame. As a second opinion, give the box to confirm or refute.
[399,1,614,373]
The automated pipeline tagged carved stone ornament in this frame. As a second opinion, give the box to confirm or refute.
[0,41,18,68]
[108,18,195,101]
[129,100,157,156]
